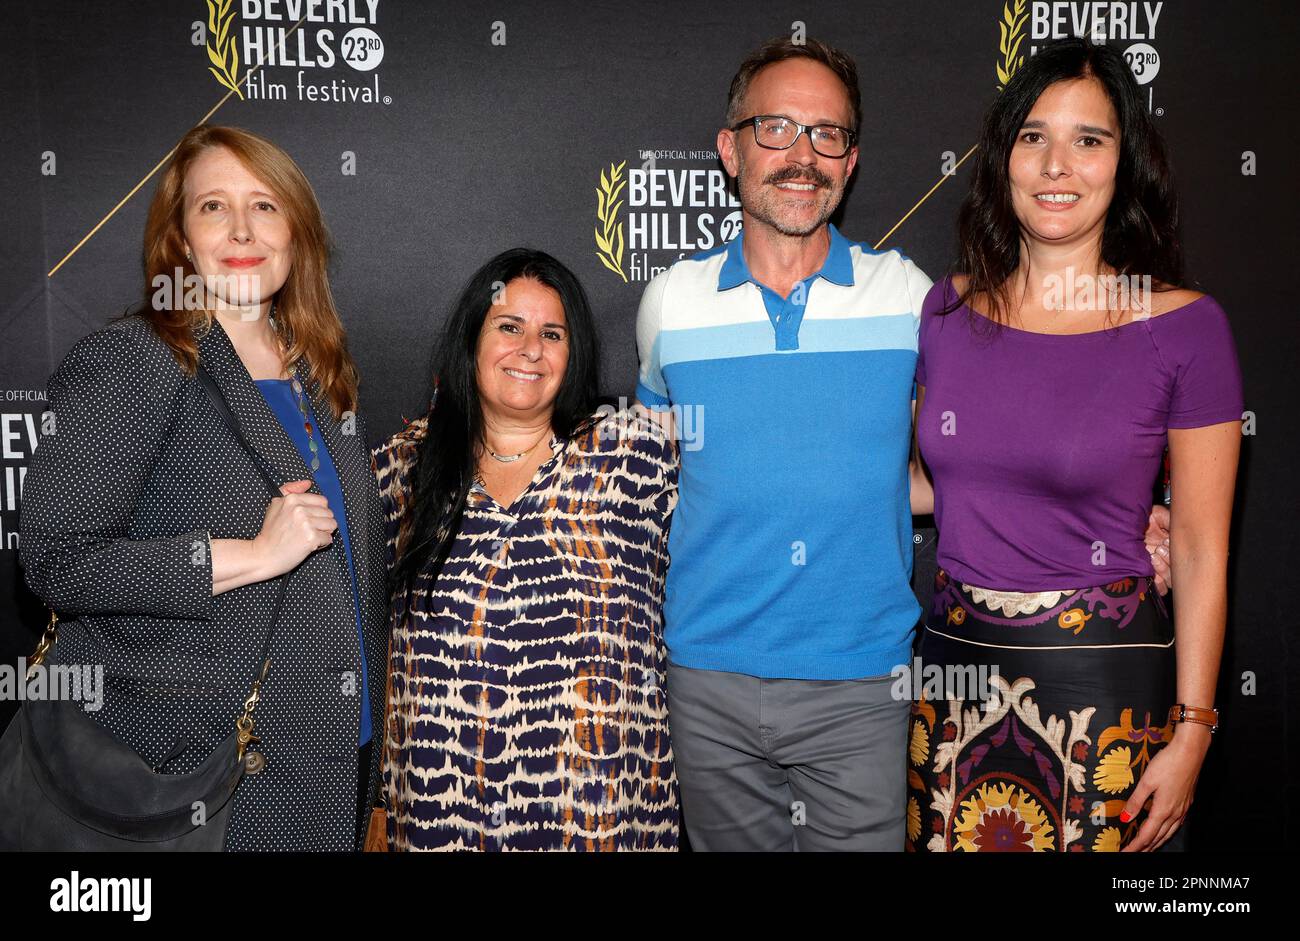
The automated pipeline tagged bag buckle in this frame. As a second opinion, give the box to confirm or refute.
[26,609,59,680]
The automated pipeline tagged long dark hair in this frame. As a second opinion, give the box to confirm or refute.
[948,37,1183,323]
[391,248,602,590]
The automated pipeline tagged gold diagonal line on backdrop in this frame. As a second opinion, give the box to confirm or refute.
[874,143,979,250]
[47,15,309,278]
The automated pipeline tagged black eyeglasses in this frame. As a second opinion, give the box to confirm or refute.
[730,115,858,158]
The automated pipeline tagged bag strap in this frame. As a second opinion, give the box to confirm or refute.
[195,364,292,755]
[376,621,395,804]
[374,584,405,808]
[364,602,398,850]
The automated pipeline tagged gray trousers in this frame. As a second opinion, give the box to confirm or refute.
[666,660,910,851]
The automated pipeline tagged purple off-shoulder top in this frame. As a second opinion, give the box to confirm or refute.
[916,276,1243,591]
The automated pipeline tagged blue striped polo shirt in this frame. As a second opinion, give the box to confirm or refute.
[635,223,932,680]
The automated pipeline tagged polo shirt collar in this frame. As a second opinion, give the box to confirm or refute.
[717,222,856,291]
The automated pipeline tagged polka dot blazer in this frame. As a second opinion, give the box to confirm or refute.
[18,314,389,851]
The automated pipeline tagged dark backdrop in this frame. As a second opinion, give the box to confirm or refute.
[1,1,1294,850]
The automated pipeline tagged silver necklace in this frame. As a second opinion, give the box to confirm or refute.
[486,431,549,464]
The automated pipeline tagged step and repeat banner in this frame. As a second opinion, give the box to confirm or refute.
[1,1,1294,850]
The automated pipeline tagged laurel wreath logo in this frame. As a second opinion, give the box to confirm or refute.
[206,0,244,99]
[996,0,1027,91]
[594,160,628,282]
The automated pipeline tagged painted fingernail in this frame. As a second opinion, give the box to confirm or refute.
[1120,810,1132,822]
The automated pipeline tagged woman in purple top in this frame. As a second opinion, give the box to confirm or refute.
[905,38,1241,853]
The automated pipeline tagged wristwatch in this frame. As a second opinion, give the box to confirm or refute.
[1168,703,1219,733]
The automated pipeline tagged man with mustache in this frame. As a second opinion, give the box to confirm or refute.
[637,36,1171,852]
[635,37,931,850]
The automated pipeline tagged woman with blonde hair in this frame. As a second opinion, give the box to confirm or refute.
[6,124,387,851]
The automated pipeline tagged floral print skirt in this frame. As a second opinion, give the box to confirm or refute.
[906,569,1175,852]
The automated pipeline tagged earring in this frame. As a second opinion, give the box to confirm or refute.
[185,250,193,262]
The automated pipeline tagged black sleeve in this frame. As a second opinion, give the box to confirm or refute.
[18,323,215,619]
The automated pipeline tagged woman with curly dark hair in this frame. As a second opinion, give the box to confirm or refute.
[905,39,1241,853]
